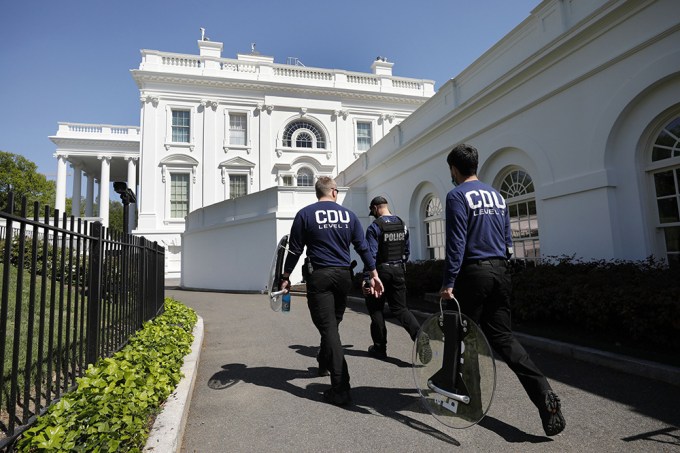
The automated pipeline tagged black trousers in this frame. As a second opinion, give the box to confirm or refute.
[365,263,421,348]
[447,259,552,410]
[306,267,351,392]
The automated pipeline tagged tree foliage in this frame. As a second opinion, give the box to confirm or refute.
[0,150,56,213]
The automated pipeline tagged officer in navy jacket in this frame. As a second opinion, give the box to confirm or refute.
[363,196,422,359]
[281,176,383,406]
[439,143,566,436]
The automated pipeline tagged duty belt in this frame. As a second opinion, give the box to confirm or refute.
[462,258,507,266]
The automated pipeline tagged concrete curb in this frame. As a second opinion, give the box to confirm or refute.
[514,332,680,387]
[143,316,204,452]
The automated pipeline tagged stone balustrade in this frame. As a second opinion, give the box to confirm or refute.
[139,50,435,97]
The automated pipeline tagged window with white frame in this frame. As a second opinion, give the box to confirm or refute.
[229,173,248,199]
[297,168,314,187]
[424,196,445,260]
[499,169,539,261]
[229,113,247,146]
[172,110,191,143]
[283,121,326,149]
[357,121,372,151]
[282,175,294,186]
[170,173,190,218]
[649,116,680,268]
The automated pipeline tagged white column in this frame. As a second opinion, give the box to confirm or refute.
[55,154,68,213]
[126,157,137,231]
[71,164,82,217]
[85,173,95,216]
[98,156,111,228]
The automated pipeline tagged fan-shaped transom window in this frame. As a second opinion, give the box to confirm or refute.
[652,117,680,162]
[297,167,314,187]
[283,121,326,149]
[649,116,680,268]
[499,169,539,261]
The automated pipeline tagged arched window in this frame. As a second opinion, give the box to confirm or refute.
[297,167,314,187]
[499,169,540,261]
[649,116,680,268]
[283,121,326,149]
[424,196,445,259]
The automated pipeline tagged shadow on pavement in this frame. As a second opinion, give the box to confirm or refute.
[205,362,461,446]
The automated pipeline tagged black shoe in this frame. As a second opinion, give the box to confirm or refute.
[417,333,432,365]
[539,391,566,436]
[323,388,352,406]
[368,345,387,359]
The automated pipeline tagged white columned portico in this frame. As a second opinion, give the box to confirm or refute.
[85,173,95,216]
[98,156,111,227]
[71,163,82,217]
[126,156,137,231]
[55,154,68,214]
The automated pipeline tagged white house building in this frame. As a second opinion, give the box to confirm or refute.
[51,41,435,277]
[181,0,680,292]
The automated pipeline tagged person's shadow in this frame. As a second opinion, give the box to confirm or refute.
[206,360,460,446]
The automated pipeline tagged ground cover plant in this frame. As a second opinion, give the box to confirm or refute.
[15,297,197,452]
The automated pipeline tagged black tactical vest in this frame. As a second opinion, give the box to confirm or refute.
[375,216,406,264]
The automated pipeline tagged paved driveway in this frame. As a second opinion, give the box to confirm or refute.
[170,290,680,453]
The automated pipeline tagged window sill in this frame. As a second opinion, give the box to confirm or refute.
[164,142,195,152]
[223,144,251,154]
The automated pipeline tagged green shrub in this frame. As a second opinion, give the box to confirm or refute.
[16,298,197,452]
[401,256,680,354]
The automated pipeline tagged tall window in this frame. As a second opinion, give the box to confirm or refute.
[297,168,314,187]
[283,121,326,149]
[650,116,680,268]
[424,196,445,259]
[229,174,248,199]
[170,173,190,218]
[229,113,247,145]
[357,121,372,151]
[172,110,190,143]
[499,169,539,261]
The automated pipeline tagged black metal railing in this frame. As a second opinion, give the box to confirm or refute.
[0,192,165,449]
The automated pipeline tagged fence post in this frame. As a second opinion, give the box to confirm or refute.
[86,221,103,365]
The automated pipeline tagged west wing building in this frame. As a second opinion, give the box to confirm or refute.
[181,0,680,291]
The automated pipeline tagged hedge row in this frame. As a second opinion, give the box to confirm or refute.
[402,257,680,353]
[16,298,197,452]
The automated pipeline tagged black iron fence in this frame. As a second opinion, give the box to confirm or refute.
[0,192,165,449]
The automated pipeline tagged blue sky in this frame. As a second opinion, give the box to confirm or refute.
[0,0,539,181]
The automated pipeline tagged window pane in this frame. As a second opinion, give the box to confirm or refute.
[172,110,190,143]
[357,122,372,151]
[170,173,190,218]
[664,226,680,252]
[654,171,676,197]
[229,174,247,199]
[296,132,313,148]
[229,113,247,146]
[297,169,313,187]
[652,146,672,162]
[657,198,680,223]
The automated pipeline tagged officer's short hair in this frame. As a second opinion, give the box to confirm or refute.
[315,176,336,198]
[447,144,478,176]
